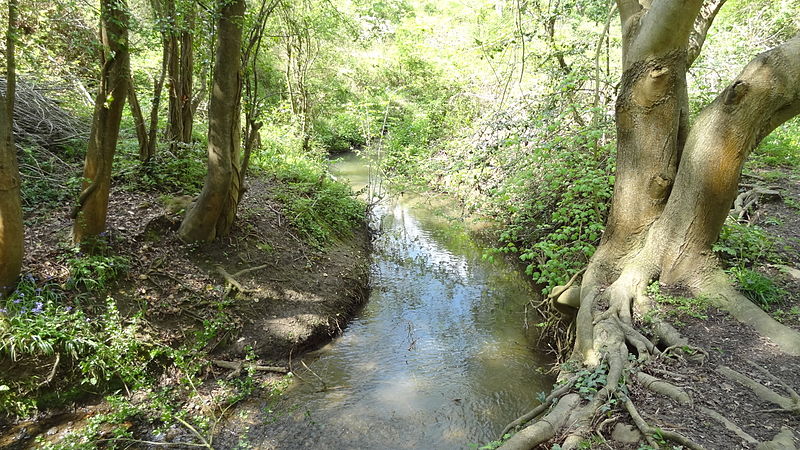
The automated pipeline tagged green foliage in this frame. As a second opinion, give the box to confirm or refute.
[646,282,709,322]
[114,135,207,194]
[728,266,787,309]
[772,306,800,323]
[65,238,130,292]
[314,107,367,154]
[713,219,777,266]
[748,119,800,169]
[573,361,609,400]
[18,143,84,213]
[0,283,156,417]
[253,147,365,248]
[492,133,615,295]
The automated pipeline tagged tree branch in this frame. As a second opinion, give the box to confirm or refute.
[616,0,641,25]
[687,0,727,67]
[627,0,704,66]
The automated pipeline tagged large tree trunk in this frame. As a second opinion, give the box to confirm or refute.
[0,0,23,295]
[71,0,129,244]
[178,0,244,242]
[502,1,800,448]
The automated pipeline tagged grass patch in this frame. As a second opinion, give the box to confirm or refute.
[251,146,365,249]
[645,282,709,325]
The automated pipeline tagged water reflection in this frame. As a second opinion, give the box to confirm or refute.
[234,153,552,449]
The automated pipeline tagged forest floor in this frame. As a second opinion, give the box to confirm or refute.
[0,175,371,448]
[581,166,800,450]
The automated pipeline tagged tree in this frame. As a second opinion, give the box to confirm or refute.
[71,0,130,244]
[504,1,800,448]
[165,0,194,152]
[0,0,23,295]
[178,0,245,242]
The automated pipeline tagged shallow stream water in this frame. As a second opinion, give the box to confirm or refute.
[231,154,552,449]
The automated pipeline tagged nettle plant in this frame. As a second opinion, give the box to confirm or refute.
[494,138,616,295]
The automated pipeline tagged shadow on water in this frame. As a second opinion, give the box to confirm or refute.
[223,153,554,449]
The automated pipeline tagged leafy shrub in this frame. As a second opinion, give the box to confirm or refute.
[315,108,367,154]
[66,240,131,292]
[493,139,615,295]
[646,282,709,321]
[747,118,800,169]
[18,142,84,212]
[114,135,207,194]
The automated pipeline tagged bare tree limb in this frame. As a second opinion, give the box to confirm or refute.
[687,0,727,67]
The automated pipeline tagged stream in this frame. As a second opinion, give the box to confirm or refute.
[228,154,553,449]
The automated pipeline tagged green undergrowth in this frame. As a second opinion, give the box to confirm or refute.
[113,123,208,195]
[0,263,279,447]
[251,145,365,249]
[713,218,791,312]
[482,121,616,295]
[644,282,709,326]
[746,118,800,170]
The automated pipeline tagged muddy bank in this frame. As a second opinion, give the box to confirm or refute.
[0,175,371,448]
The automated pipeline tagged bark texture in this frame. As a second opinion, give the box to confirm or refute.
[178,0,244,242]
[72,0,130,244]
[0,0,23,295]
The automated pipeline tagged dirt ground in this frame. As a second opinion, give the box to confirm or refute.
[0,176,371,448]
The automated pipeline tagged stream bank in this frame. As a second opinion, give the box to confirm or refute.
[0,172,372,448]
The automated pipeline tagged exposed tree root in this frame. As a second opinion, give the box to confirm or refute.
[699,406,758,445]
[618,391,705,450]
[731,185,780,223]
[500,376,580,438]
[757,427,798,450]
[215,265,263,296]
[717,365,800,414]
[701,270,800,356]
[501,394,581,450]
[636,372,691,406]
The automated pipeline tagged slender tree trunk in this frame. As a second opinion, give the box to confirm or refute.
[179,6,194,144]
[178,0,244,242]
[0,0,23,295]
[166,0,194,152]
[71,0,129,245]
[145,36,169,163]
[127,76,149,161]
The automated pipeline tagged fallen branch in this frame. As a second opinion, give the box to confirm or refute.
[37,353,60,388]
[215,265,258,296]
[211,360,289,379]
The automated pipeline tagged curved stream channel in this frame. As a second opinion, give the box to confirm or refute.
[225,154,552,449]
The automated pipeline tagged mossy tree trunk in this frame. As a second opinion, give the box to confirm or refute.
[178,0,244,242]
[504,1,800,448]
[0,0,23,296]
[71,0,130,245]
